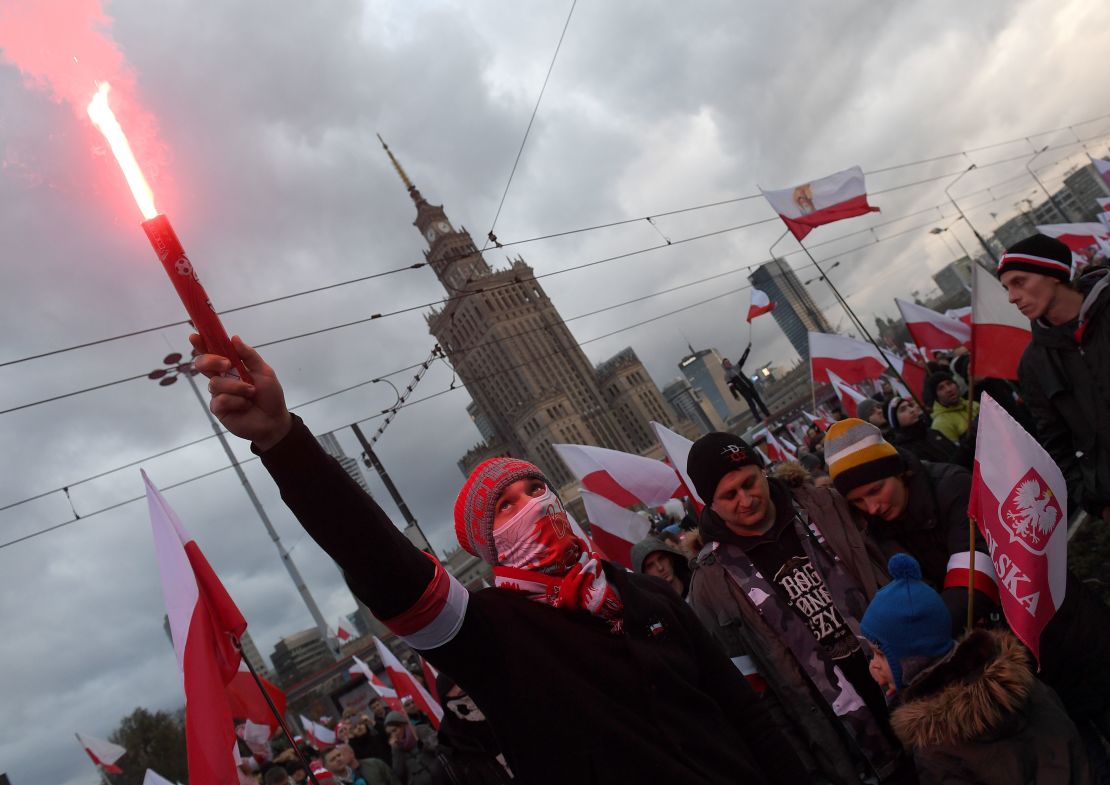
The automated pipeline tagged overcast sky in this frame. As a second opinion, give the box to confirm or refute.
[2,1,1110,783]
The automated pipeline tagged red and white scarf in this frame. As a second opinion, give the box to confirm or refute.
[491,488,624,633]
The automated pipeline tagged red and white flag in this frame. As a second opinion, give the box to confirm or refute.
[143,770,176,785]
[827,370,869,418]
[336,616,357,643]
[971,263,1032,380]
[761,165,880,241]
[809,331,925,396]
[298,716,336,749]
[349,655,403,712]
[1036,223,1110,260]
[1096,197,1110,214]
[969,394,1068,661]
[1089,155,1110,188]
[580,489,651,570]
[802,410,831,432]
[553,442,682,508]
[226,662,286,736]
[944,306,973,326]
[144,471,247,785]
[235,721,273,761]
[373,638,443,729]
[751,428,796,463]
[77,733,126,774]
[747,288,776,322]
[895,298,971,351]
[650,421,704,506]
[420,656,440,703]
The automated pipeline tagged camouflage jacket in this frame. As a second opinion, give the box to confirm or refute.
[690,480,899,784]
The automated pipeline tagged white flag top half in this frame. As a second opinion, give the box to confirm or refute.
[760,165,879,240]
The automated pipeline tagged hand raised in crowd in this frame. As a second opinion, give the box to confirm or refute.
[189,334,292,450]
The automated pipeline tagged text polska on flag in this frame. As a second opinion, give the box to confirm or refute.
[968,393,1067,661]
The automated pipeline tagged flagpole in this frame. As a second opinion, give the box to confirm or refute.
[797,240,925,409]
[74,734,113,785]
[965,362,978,632]
[232,636,324,785]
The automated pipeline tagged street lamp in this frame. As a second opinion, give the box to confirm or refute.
[944,164,999,264]
[1024,144,1069,222]
[148,351,336,653]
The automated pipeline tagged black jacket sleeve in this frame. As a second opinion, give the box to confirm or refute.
[1019,351,1086,513]
[674,597,815,785]
[257,415,435,619]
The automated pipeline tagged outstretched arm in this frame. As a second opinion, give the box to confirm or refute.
[193,335,467,645]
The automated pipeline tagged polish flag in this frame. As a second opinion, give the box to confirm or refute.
[650,421,704,505]
[1088,155,1110,188]
[944,306,973,326]
[235,721,273,761]
[420,657,440,703]
[802,410,831,432]
[896,298,971,351]
[747,288,776,322]
[336,616,357,643]
[1096,197,1110,214]
[553,443,682,508]
[1035,223,1110,258]
[751,428,797,463]
[969,394,1067,661]
[298,716,336,749]
[580,489,651,570]
[761,165,880,241]
[971,263,1031,380]
[827,370,869,418]
[349,655,403,712]
[144,471,248,785]
[77,733,126,775]
[373,638,443,729]
[143,770,177,785]
[809,331,925,398]
[226,662,286,735]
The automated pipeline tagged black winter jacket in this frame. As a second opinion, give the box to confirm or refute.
[258,417,808,785]
[1019,267,1110,515]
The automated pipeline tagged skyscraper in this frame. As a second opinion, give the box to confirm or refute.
[749,257,832,362]
[316,432,371,494]
[380,139,681,487]
[677,346,745,425]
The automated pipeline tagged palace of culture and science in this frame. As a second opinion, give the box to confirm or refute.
[380,140,696,492]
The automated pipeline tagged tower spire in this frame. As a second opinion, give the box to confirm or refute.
[377,133,415,192]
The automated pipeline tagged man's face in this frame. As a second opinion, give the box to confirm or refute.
[492,477,547,530]
[935,379,960,407]
[1001,269,1059,320]
[371,701,386,719]
[866,407,887,427]
[845,477,909,521]
[323,749,346,775]
[339,745,356,767]
[712,465,773,534]
[642,551,683,594]
[386,724,407,746]
[895,399,922,428]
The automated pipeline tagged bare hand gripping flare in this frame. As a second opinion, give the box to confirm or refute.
[86,82,251,382]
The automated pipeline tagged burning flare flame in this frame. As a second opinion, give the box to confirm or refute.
[86,82,158,220]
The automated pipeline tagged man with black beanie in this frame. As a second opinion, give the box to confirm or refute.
[685,432,910,784]
[1001,233,1110,522]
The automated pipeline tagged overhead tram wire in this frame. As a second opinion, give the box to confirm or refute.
[481,0,578,251]
[0,139,1087,420]
[0,211,959,552]
[3,116,1109,371]
[0,184,1021,525]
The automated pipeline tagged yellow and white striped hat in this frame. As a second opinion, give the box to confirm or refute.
[824,418,904,495]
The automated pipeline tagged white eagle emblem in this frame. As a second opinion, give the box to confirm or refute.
[999,469,1062,555]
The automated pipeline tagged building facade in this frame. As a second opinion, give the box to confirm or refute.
[677,346,745,425]
[932,257,972,300]
[380,140,684,487]
[271,627,336,687]
[662,377,725,434]
[749,258,833,362]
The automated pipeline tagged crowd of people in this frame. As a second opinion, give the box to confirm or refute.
[200,232,1109,784]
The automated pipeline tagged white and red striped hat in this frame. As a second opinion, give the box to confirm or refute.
[998,234,1072,283]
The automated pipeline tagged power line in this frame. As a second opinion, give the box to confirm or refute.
[3,118,1108,371]
[0,140,1080,419]
[483,0,578,249]
[0,191,992,532]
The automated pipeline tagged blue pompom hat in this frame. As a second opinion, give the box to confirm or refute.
[860,553,954,690]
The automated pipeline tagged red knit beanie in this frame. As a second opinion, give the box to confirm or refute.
[454,457,548,564]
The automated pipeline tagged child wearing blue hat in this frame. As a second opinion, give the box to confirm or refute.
[861,553,1091,785]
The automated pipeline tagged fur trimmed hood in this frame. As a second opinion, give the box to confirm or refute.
[892,629,1034,749]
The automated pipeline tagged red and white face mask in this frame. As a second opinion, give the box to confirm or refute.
[493,488,582,574]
